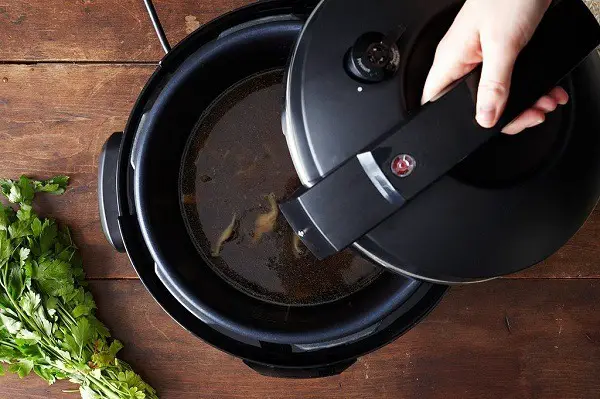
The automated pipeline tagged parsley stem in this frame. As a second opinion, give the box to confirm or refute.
[56,302,77,325]
[0,340,18,350]
[86,374,122,399]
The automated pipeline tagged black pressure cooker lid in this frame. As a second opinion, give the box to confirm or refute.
[282,0,600,283]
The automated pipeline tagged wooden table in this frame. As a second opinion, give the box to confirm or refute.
[0,1,599,398]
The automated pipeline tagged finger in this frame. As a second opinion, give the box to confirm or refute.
[476,43,519,128]
[502,108,546,135]
[533,95,558,113]
[500,87,565,135]
[548,86,569,105]
[421,38,477,104]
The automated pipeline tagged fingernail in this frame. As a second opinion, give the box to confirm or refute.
[529,118,545,128]
[476,103,496,128]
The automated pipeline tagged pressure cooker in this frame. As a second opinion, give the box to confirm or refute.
[99,0,600,377]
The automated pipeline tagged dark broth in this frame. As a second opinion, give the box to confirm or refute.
[180,70,382,306]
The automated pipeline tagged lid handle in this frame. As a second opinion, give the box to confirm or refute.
[493,0,600,129]
[281,0,600,260]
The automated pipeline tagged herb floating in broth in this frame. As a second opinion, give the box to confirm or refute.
[212,213,239,257]
[0,176,157,399]
[252,193,279,244]
[183,194,196,205]
[292,234,305,258]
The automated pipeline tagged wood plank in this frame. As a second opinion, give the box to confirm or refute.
[1,63,599,279]
[0,279,599,398]
[0,64,152,173]
[0,0,254,62]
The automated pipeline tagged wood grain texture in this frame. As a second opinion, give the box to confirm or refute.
[0,63,599,279]
[0,279,599,398]
[0,0,254,62]
[0,64,151,173]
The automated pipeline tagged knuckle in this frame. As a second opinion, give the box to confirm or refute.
[484,34,522,57]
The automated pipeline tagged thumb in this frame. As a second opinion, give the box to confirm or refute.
[421,39,477,104]
[476,43,519,128]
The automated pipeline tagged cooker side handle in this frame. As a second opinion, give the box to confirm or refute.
[98,132,126,253]
[242,359,356,379]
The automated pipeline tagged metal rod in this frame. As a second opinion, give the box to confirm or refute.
[143,0,171,54]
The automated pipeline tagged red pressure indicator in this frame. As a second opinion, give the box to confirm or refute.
[391,154,416,178]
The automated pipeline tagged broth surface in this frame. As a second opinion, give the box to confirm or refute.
[180,70,382,306]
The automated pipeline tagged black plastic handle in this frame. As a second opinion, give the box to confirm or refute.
[496,0,600,128]
[243,359,356,378]
[98,132,126,253]
[281,0,600,260]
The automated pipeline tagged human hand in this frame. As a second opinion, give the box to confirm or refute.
[421,0,569,135]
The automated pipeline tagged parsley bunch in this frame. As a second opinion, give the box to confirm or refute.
[0,176,158,399]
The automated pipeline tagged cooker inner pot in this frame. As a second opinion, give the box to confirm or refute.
[134,20,430,344]
[180,69,383,306]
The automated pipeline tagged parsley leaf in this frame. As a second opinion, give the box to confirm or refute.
[16,204,32,222]
[0,176,69,205]
[32,176,69,195]
[33,365,58,384]
[72,318,93,356]
[30,218,42,238]
[0,346,18,363]
[38,220,57,255]
[0,203,14,232]
[8,220,32,240]
[72,291,96,318]
[17,177,35,205]
[0,177,35,205]
[35,307,53,336]
[15,329,41,345]
[8,359,34,378]
[7,265,25,300]
[8,184,21,204]
[0,313,22,334]
[19,291,40,314]
[0,232,12,266]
